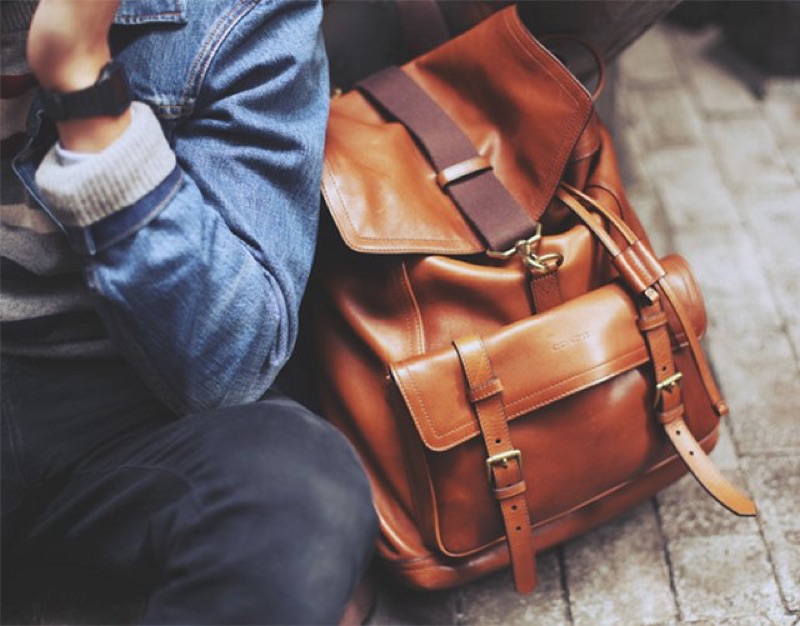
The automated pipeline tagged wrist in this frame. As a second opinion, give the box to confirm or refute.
[36,48,111,92]
[40,59,134,153]
[57,108,132,153]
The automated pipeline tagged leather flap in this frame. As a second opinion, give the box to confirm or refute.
[322,7,594,255]
[391,258,706,452]
[391,282,646,451]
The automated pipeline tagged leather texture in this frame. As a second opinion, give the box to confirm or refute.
[306,6,755,594]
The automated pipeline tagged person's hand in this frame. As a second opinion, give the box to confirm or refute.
[27,0,120,92]
[27,0,131,153]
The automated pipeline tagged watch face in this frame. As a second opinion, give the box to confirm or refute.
[40,61,132,122]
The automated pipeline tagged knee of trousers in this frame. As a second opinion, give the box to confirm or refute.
[167,398,379,560]
[140,400,378,625]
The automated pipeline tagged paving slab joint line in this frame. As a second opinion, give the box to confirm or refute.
[652,494,684,622]
[661,23,753,207]
[728,200,800,372]
[697,108,764,122]
[454,585,467,626]
[775,320,800,372]
[623,77,684,92]
[749,474,798,615]
[557,545,576,625]
[698,340,752,471]
[668,28,799,358]
[619,120,679,253]
[709,373,759,469]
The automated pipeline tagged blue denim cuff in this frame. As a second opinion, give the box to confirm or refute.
[64,165,182,256]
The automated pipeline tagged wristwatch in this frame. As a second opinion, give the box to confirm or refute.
[40,60,132,122]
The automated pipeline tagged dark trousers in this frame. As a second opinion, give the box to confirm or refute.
[1,355,378,625]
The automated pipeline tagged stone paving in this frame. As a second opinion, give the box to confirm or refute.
[373,20,800,626]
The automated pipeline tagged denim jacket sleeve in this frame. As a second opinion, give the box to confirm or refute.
[32,0,329,415]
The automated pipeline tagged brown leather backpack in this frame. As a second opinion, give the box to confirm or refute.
[305,7,756,594]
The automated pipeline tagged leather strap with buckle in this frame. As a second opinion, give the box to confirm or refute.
[453,334,538,594]
[638,300,756,516]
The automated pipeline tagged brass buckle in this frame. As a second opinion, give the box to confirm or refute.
[654,371,683,407]
[486,449,523,484]
[485,224,564,275]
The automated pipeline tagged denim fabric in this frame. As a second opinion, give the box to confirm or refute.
[1,354,378,624]
[13,0,329,414]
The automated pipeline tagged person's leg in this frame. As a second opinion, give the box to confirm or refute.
[2,355,378,625]
[133,396,378,625]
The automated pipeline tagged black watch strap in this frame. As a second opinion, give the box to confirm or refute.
[40,60,132,122]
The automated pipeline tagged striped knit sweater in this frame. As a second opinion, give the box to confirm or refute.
[1,1,115,357]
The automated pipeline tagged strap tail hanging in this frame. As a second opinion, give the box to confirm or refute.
[556,185,756,517]
[638,300,757,517]
[663,417,757,515]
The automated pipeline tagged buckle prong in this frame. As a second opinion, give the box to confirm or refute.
[654,371,683,407]
[486,449,523,484]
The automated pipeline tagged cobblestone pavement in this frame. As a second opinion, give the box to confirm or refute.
[373,20,800,626]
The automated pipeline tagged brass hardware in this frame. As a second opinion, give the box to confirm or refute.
[486,449,523,482]
[657,371,683,391]
[486,224,564,275]
[486,223,542,260]
[524,251,564,274]
[654,371,683,407]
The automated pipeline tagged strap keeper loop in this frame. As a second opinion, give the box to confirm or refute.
[638,311,668,332]
[436,155,493,188]
[659,404,685,425]
[493,481,527,501]
[468,377,503,403]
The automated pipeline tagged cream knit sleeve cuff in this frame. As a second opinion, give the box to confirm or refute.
[35,102,177,228]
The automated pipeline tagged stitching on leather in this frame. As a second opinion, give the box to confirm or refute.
[401,364,475,445]
[504,350,648,418]
[470,377,502,401]
[398,261,426,355]
[460,337,492,390]
[394,429,719,563]
[323,162,480,252]
[503,11,591,221]
[402,346,649,450]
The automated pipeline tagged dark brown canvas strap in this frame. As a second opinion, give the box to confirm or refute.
[357,67,539,252]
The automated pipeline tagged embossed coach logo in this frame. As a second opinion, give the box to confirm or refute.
[551,331,591,351]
